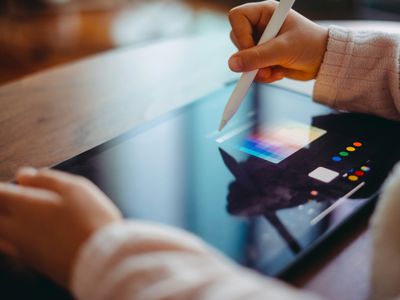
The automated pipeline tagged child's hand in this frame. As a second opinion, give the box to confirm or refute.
[0,168,122,288]
[228,1,329,83]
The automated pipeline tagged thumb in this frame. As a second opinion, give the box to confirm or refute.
[229,38,288,72]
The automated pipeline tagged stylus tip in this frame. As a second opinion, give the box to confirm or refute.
[219,120,227,131]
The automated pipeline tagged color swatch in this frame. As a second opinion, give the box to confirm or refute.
[344,163,371,182]
[240,121,326,164]
[332,141,363,162]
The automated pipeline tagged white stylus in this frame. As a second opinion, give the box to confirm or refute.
[219,0,296,131]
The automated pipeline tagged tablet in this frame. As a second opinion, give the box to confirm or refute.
[55,83,400,277]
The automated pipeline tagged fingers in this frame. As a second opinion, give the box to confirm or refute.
[229,37,288,72]
[17,167,120,217]
[230,31,239,49]
[0,182,60,216]
[229,1,276,50]
[0,237,18,257]
[229,6,255,49]
[255,68,272,83]
[0,216,13,238]
[255,67,285,83]
[17,167,86,195]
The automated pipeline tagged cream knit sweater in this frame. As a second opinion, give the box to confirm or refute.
[71,26,400,300]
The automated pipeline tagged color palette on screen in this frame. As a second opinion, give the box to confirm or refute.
[240,121,326,164]
[332,141,363,162]
[344,164,370,182]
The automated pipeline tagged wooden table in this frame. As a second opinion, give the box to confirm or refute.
[0,21,398,299]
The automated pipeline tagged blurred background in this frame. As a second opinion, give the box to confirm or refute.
[0,0,399,85]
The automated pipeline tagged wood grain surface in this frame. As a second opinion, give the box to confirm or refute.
[0,33,235,181]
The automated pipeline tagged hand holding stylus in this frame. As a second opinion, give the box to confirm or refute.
[220,0,329,131]
[219,0,296,131]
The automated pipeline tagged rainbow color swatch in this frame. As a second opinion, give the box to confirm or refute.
[240,121,326,164]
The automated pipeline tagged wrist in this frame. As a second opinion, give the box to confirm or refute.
[313,25,329,79]
[67,219,123,288]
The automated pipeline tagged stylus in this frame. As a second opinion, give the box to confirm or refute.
[219,0,296,131]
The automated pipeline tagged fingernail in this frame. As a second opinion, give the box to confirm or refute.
[229,56,243,72]
[18,167,38,177]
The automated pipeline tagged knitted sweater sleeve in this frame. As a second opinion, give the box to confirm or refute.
[70,221,321,300]
[313,25,400,119]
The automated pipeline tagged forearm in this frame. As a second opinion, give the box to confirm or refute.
[370,162,400,300]
[314,26,400,119]
[71,221,322,300]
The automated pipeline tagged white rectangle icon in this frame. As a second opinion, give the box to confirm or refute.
[308,167,339,183]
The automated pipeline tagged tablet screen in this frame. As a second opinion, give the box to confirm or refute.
[56,83,400,276]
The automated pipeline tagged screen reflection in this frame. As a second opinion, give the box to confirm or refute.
[56,83,400,276]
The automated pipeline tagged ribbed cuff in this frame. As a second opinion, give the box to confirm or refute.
[70,221,222,300]
[70,222,128,300]
[313,25,353,108]
[313,25,400,120]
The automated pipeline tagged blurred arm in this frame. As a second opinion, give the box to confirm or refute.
[71,221,322,300]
